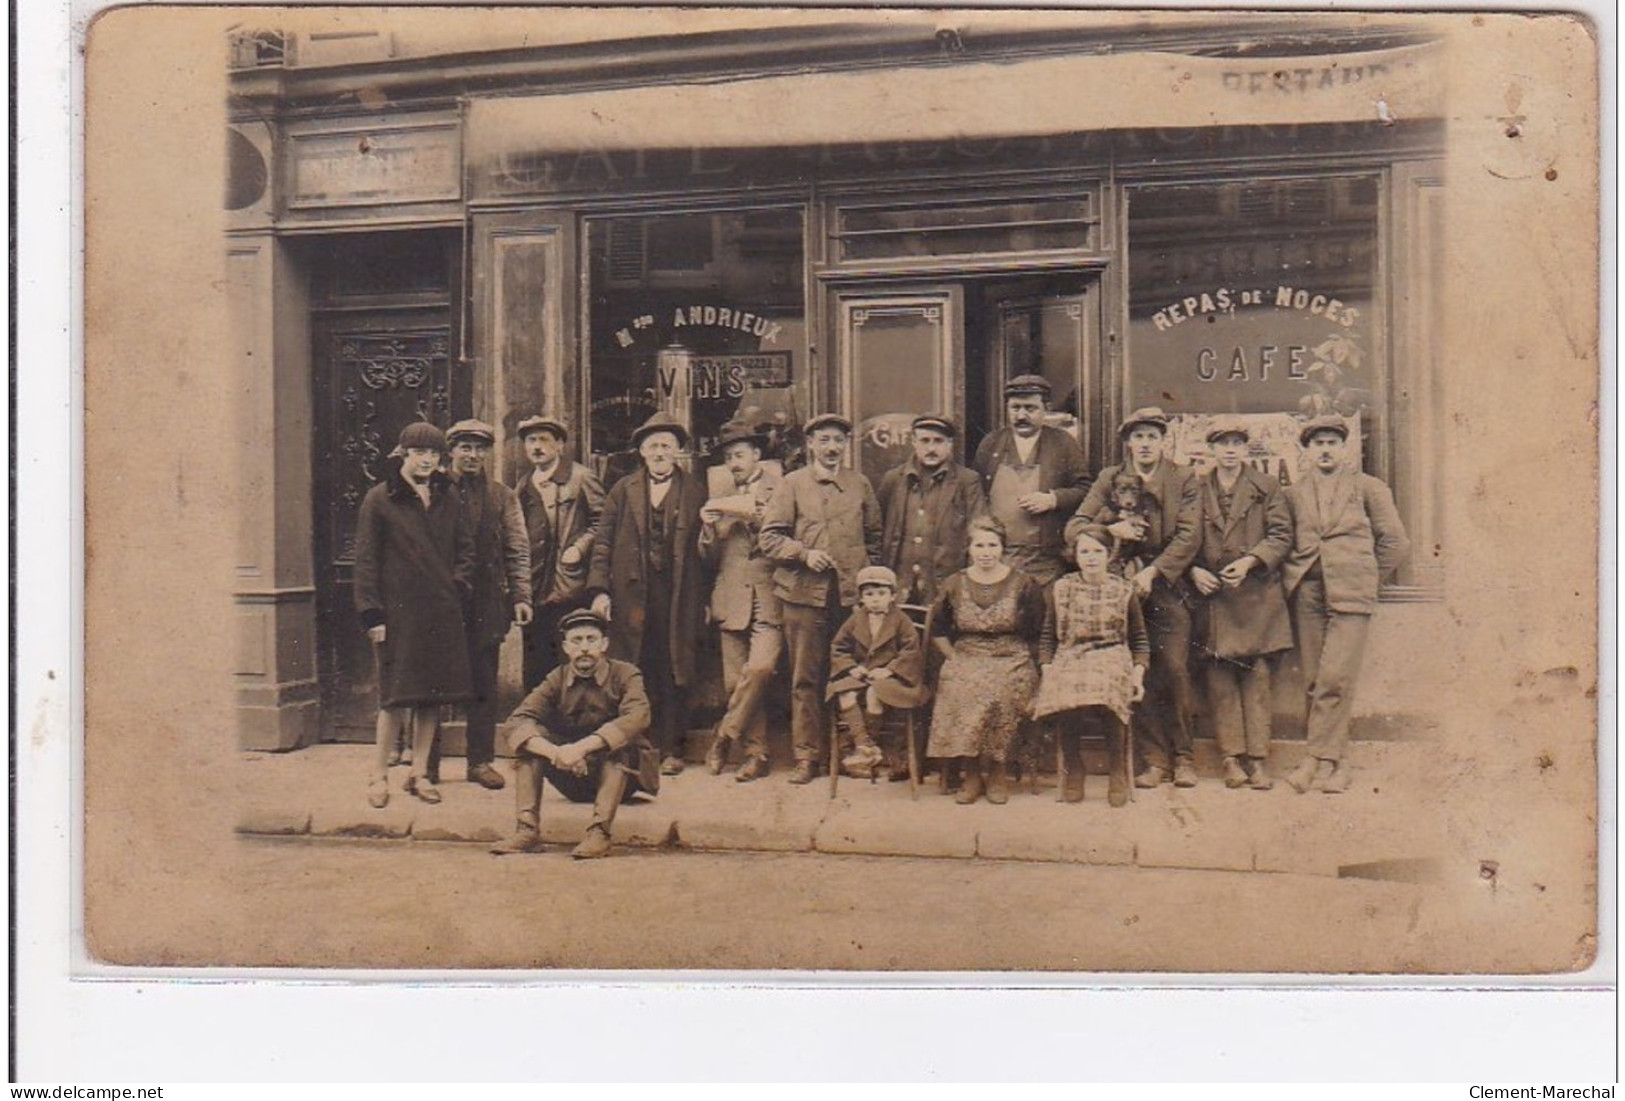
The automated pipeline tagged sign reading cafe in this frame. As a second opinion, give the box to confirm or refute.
[1147,283,1363,388]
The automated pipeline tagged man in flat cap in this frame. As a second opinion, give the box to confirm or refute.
[1066,407,1202,788]
[698,418,784,782]
[759,413,883,784]
[515,414,604,692]
[973,375,1092,587]
[1279,415,1410,794]
[432,419,533,791]
[490,608,658,860]
[877,414,988,606]
[353,420,475,810]
[587,412,708,776]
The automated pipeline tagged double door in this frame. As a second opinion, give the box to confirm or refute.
[831,273,1105,484]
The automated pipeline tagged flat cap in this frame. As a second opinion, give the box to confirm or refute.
[1004,374,1052,399]
[447,418,497,445]
[1117,406,1171,439]
[1204,419,1250,445]
[557,607,610,636]
[911,414,957,437]
[515,415,569,443]
[855,565,899,590]
[1298,414,1350,447]
[803,412,853,436]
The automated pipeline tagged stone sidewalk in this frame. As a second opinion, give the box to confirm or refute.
[237,737,1440,878]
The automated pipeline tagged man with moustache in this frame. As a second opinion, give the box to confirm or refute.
[698,419,784,782]
[972,375,1092,587]
[515,414,604,692]
[1066,407,1202,789]
[1279,416,1410,795]
[877,414,988,606]
[588,413,708,777]
[759,413,883,784]
[434,419,533,790]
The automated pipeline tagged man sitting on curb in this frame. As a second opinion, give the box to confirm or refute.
[491,608,659,859]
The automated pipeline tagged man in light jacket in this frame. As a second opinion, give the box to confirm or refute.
[1279,415,1411,794]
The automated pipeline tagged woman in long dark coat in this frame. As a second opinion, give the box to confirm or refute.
[1187,421,1293,790]
[353,422,475,808]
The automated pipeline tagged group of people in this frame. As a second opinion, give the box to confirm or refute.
[351,373,1410,859]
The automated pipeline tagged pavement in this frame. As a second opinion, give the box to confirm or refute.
[237,734,1442,878]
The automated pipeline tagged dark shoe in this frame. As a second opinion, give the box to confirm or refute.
[1248,757,1274,791]
[1286,756,1321,794]
[425,764,440,786]
[1106,774,1129,808]
[1223,756,1249,789]
[367,777,389,809]
[787,759,819,785]
[489,828,543,855]
[955,765,984,805]
[735,755,768,783]
[468,763,506,791]
[705,734,730,776]
[386,746,403,768]
[984,759,1010,805]
[1136,765,1169,789]
[398,744,413,768]
[1173,758,1199,788]
[1320,760,1352,794]
[404,776,441,805]
[660,755,686,777]
[571,825,613,860]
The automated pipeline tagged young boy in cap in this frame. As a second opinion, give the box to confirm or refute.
[699,418,784,782]
[1187,420,1293,790]
[825,565,929,779]
[759,413,883,784]
[1066,407,1202,788]
[437,418,533,790]
[514,414,604,691]
[353,421,475,809]
[490,608,658,859]
[877,414,988,606]
[972,375,1092,587]
[1279,415,1410,794]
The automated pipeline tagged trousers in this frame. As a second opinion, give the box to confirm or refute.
[781,599,834,764]
[430,636,500,778]
[716,615,782,759]
[1206,656,1272,759]
[511,744,639,833]
[1292,573,1373,763]
[640,576,688,761]
[1135,582,1198,770]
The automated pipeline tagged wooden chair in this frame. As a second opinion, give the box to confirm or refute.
[829,602,932,801]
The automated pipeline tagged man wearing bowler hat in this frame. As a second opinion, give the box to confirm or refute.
[515,413,604,692]
[698,418,784,781]
[588,412,708,776]
[1279,415,1410,794]
[877,414,988,606]
[437,418,533,791]
[490,607,659,860]
[973,374,1093,586]
[759,412,883,784]
[1066,406,1202,788]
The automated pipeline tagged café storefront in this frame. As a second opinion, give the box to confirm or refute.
[227,17,1448,749]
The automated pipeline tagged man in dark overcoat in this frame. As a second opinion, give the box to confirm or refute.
[1065,407,1202,789]
[587,412,708,776]
[1279,415,1411,794]
[972,375,1092,586]
[353,421,475,809]
[432,418,533,791]
[515,414,604,691]
[1186,420,1293,790]
[877,414,988,606]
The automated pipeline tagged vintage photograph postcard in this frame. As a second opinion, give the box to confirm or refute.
[77,5,1600,976]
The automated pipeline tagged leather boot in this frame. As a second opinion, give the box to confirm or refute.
[1286,755,1321,794]
[1061,734,1086,803]
[984,756,1010,805]
[1105,721,1129,807]
[955,758,984,804]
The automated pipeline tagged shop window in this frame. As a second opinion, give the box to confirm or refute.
[1126,176,1380,481]
[586,208,807,477]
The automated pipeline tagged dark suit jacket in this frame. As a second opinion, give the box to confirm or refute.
[876,459,987,603]
[586,466,709,685]
[1067,460,1201,585]
[1192,466,1294,659]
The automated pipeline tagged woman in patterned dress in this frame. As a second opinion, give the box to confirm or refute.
[926,515,1045,805]
[1033,527,1149,807]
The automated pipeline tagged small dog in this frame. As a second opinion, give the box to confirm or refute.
[1099,471,1154,577]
